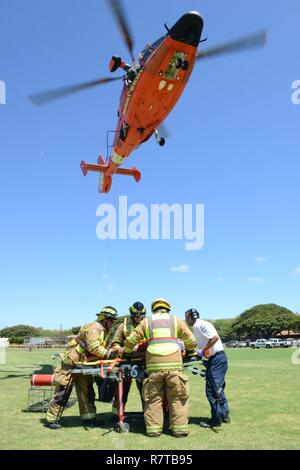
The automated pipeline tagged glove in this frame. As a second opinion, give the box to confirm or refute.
[197,348,211,359]
[197,349,204,359]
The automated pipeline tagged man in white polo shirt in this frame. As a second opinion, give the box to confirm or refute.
[185,308,230,428]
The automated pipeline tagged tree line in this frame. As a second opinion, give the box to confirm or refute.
[1,304,299,343]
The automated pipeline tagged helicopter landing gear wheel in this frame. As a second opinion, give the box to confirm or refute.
[115,421,130,433]
[154,129,166,147]
[182,60,189,71]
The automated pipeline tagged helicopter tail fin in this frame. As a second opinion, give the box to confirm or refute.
[80,158,141,194]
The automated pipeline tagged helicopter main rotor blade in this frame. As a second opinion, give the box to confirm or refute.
[197,30,267,61]
[107,0,135,63]
[29,76,122,106]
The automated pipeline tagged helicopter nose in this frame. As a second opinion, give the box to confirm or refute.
[169,11,204,47]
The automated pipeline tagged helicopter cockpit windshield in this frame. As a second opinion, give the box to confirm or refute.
[139,33,168,66]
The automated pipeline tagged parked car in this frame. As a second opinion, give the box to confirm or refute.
[225,340,240,348]
[238,341,247,348]
[268,338,292,348]
[249,339,274,349]
[286,338,298,347]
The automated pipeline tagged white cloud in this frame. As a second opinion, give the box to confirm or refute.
[255,257,266,263]
[293,266,300,275]
[216,277,224,282]
[247,276,264,284]
[171,264,189,273]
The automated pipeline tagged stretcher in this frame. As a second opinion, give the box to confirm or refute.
[71,355,205,433]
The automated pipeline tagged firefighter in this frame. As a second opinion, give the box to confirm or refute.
[119,298,197,438]
[45,306,118,429]
[185,308,230,428]
[111,301,146,415]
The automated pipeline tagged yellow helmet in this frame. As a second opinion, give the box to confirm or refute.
[151,298,171,313]
[97,306,118,321]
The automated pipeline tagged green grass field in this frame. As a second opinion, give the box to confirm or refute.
[0,348,299,450]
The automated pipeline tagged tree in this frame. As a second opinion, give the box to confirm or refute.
[292,314,300,333]
[0,325,40,339]
[212,319,235,342]
[232,304,298,339]
[72,326,81,335]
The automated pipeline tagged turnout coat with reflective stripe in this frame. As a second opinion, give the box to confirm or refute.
[124,310,197,373]
[111,316,136,347]
[63,322,110,365]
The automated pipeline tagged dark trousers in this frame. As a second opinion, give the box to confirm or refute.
[205,351,229,426]
[112,378,144,412]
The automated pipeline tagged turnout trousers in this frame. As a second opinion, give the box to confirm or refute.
[205,351,230,426]
[142,370,190,437]
[46,362,96,424]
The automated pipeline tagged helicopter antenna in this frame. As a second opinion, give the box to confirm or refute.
[107,0,135,64]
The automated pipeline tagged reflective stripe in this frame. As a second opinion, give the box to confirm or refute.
[171,426,189,433]
[146,426,163,432]
[46,411,57,423]
[147,313,180,356]
[147,337,179,345]
[124,327,139,352]
[148,316,175,337]
[171,424,189,430]
[185,336,195,345]
[146,362,182,368]
[89,340,101,350]
[146,362,183,373]
[123,317,134,339]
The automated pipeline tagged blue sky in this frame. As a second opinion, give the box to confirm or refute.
[1,0,299,329]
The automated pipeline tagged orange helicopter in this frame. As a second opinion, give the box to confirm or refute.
[30,0,267,194]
